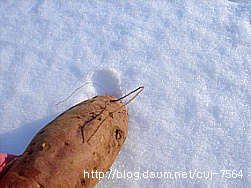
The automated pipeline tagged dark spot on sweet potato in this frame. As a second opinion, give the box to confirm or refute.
[18,172,23,176]
[115,129,122,140]
[109,128,124,148]
[38,130,45,134]
[116,129,125,146]
[65,142,69,147]
[27,150,33,155]
[81,179,86,185]
[109,112,114,118]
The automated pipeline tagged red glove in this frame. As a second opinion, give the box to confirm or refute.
[0,153,17,179]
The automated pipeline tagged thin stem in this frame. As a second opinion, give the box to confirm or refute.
[56,82,109,105]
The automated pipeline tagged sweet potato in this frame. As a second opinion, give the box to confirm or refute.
[0,95,128,188]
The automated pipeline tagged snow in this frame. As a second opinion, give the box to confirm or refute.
[0,0,250,187]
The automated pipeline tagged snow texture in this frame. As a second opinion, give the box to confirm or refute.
[0,1,251,187]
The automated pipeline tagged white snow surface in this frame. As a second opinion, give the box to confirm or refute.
[0,1,251,187]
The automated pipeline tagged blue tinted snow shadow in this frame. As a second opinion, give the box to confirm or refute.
[92,68,122,98]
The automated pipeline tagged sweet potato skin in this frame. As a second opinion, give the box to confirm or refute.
[0,95,128,188]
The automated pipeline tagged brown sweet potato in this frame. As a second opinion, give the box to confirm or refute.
[0,95,128,188]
